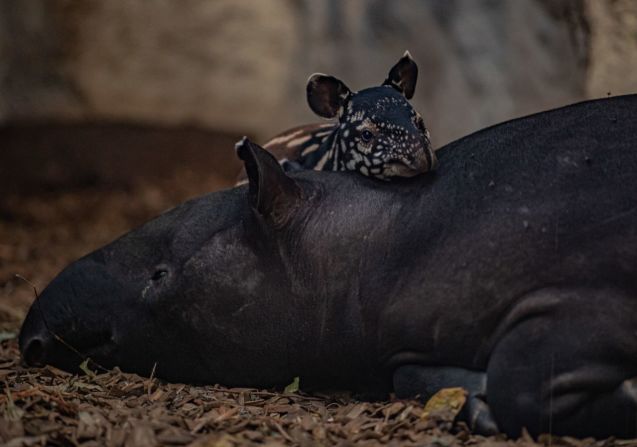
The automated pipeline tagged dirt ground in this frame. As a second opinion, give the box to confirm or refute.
[0,140,632,446]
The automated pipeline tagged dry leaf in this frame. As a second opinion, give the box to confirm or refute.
[421,387,468,423]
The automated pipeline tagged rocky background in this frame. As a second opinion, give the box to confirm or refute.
[0,0,635,221]
[2,0,636,144]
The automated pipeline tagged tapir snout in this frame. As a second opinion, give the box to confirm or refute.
[404,141,437,175]
[19,259,121,372]
[383,140,436,178]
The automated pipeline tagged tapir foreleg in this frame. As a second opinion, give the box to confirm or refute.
[393,365,499,435]
[487,287,637,438]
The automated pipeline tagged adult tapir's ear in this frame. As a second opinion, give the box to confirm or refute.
[383,51,418,99]
[307,74,352,119]
[235,137,303,225]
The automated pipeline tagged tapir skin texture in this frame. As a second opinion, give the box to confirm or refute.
[20,95,637,438]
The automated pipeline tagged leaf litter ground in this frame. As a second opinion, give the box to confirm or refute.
[1,179,634,446]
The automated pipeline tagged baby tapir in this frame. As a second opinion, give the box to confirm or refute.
[237,51,436,183]
[19,95,637,439]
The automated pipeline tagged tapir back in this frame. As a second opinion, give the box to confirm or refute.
[377,94,637,370]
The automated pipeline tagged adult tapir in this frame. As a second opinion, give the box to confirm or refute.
[19,94,637,438]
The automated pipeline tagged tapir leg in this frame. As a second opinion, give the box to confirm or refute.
[393,365,499,434]
[487,287,637,439]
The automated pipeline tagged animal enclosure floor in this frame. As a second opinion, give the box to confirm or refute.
[0,176,632,446]
[1,338,622,447]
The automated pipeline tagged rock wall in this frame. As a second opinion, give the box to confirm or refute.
[585,0,637,98]
[0,0,633,146]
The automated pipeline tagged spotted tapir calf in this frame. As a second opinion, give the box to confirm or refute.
[20,95,637,438]
[236,52,436,184]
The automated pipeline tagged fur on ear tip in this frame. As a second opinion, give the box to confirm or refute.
[307,73,328,86]
[402,50,413,60]
[235,136,255,161]
[234,136,248,151]
[235,135,247,150]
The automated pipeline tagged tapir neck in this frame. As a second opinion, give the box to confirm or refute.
[271,178,431,390]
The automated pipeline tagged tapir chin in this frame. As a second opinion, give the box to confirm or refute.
[19,95,637,438]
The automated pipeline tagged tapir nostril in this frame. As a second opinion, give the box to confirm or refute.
[23,337,46,366]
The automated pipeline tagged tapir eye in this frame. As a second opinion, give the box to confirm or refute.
[151,269,168,281]
[361,130,374,143]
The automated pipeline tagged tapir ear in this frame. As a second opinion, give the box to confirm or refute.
[235,137,303,225]
[307,74,352,119]
[383,51,418,99]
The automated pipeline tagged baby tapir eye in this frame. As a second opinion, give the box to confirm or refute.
[151,269,168,281]
[361,130,374,142]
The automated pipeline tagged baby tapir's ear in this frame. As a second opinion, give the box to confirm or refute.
[383,51,418,99]
[307,74,352,119]
[235,137,303,226]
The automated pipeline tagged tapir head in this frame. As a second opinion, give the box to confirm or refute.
[19,139,389,388]
[18,183,267,383]
[307,52,436,178]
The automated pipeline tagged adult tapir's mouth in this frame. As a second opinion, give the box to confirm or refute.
[20,304,117,371]
[19,257,123,372]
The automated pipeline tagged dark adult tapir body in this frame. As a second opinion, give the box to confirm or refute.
[20,95,637,438]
